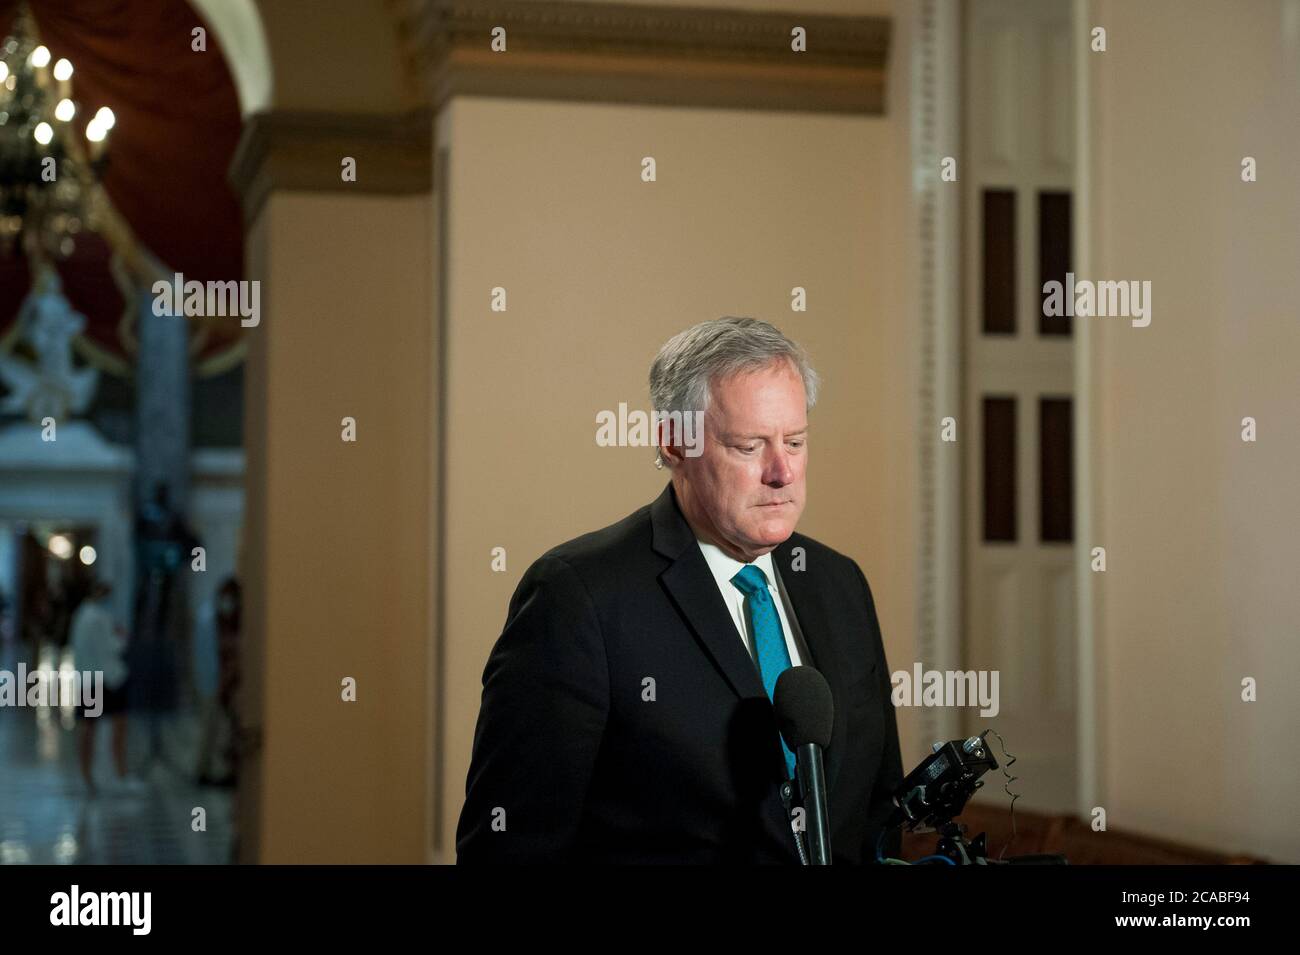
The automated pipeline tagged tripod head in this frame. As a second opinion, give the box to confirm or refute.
[890,731,999,832]
[886,731,1068,865]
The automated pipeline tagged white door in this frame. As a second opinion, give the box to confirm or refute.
[963,0,1077,814]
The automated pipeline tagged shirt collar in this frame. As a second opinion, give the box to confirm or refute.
[696,538,776,594]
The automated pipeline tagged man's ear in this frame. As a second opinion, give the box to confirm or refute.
[656,416,681,469]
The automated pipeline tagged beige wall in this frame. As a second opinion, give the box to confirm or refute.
[242,192,433,862]
[436,88,919,855]
[1082,0,1300,861]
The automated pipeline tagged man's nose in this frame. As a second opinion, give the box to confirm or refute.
[763,446,793,484]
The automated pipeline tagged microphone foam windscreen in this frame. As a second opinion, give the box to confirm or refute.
[773,666,834,750]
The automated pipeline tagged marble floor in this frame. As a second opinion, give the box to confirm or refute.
[0,645,235,865]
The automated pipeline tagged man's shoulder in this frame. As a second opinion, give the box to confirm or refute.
[522,499,656,588]
[516,500,872,602]
[773,529,866,587]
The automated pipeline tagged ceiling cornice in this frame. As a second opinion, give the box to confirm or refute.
[228,109,434,226]
[395,0,891,115]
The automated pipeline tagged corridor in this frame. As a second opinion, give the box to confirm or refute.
[0,646,234,865]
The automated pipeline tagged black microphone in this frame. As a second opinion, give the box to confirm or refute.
[773,666,835,865]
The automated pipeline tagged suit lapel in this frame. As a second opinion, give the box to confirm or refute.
[652,483,768,701]
[650,482,850,797]
[771,537,848,797]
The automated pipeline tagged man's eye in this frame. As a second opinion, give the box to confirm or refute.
[737,445,756,453]
[788,441,805,449]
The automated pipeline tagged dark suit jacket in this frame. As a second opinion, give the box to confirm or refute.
[455,481,904,863]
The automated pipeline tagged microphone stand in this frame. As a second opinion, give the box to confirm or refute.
[795,742,832,865]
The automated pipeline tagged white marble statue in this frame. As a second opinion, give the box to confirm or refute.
[0,266,100,422]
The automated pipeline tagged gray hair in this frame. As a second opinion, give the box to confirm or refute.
[648,316,820,468]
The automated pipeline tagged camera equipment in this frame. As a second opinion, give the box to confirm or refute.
[888,730,1067,865]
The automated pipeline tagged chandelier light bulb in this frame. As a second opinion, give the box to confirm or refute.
[0,63,8,82]
[30,45,50,68]
[94,106,116,130]
[48,534,73,560]
[53,58,73,81]
[34,121,53,145]
[55,98,75,122]
[85,118,105,142]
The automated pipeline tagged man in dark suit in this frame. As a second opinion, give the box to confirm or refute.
[456,317,904,863]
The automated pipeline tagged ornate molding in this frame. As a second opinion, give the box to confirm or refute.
[912,0,962,743]
[396,0,891,114]
[228,109,434,226]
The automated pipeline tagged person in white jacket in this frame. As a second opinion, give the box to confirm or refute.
[69,580,135,795]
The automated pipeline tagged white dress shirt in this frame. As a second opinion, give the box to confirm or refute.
[696,539,803,669]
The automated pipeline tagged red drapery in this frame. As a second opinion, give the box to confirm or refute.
[0,0,245,372]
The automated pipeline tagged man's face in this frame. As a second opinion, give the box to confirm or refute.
[667,359,808,563]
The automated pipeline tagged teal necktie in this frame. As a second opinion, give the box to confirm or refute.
[730,564,797,780]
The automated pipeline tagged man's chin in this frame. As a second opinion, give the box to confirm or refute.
[750,520,796,546]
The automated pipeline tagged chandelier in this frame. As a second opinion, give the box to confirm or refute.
[0,4,114,260]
